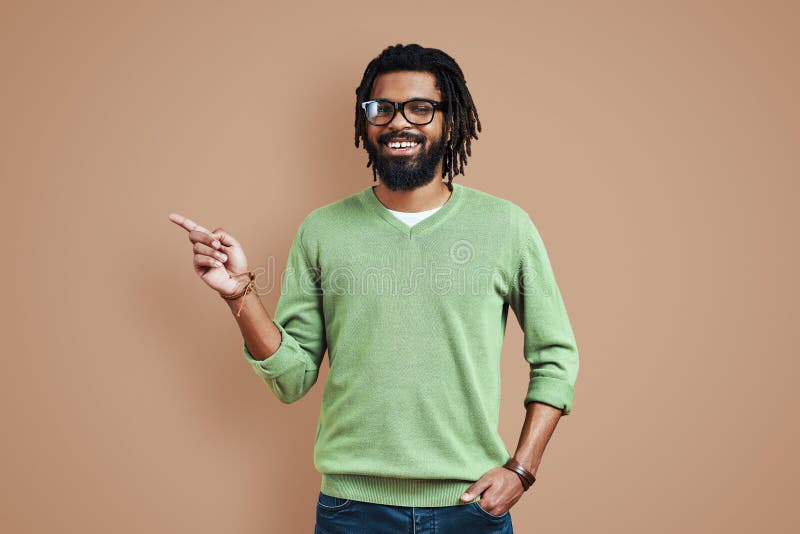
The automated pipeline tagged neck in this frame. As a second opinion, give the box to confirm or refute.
[372,178,452,212]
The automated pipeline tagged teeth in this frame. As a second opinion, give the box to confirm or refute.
[388,141,418,149]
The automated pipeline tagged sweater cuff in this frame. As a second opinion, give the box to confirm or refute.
[524,376,575,415]
[242,319,305,379]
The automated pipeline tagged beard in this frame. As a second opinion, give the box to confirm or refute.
[363,131,447,192]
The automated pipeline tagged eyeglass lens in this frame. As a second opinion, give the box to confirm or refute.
[364,100,435,125]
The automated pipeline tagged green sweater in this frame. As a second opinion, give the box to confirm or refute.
[242,183,579,507]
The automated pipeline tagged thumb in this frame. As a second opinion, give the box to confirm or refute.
[210,227,240,248]
[461,478,491,502]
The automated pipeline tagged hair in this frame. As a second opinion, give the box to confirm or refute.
[354,43,482,186]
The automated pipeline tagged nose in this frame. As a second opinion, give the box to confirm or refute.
[386,105,413,130]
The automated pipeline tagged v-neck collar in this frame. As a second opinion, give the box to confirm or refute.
[360,182,464,239]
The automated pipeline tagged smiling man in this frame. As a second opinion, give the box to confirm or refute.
[171,43,579,534]
[360,70,449,192]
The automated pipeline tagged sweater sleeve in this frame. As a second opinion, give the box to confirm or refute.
[505,210,579,415]
[242,220,327,404]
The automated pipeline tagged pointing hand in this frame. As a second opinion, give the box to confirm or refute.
[168,212,251,297]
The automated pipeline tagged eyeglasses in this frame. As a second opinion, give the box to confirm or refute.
[360,98,446,126]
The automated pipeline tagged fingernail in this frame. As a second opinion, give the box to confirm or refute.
[461,493,472,500]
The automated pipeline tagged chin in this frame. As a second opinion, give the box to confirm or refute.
[364,135,445,190]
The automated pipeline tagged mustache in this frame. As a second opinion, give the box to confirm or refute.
[378,132,425,144]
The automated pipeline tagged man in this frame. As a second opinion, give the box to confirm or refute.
[169,43,579,534]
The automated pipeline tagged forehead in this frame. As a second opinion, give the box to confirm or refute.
[369,70,441,101]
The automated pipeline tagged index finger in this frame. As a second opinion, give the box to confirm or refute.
[168,212,213,235]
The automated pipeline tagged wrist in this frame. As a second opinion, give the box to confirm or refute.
[219,270,254,297]
[219,271,256,316]
[220,285,251,300]
[503,458,536,492]
[509,452,538,476]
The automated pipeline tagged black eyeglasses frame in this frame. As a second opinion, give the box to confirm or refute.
[360,98,447,126]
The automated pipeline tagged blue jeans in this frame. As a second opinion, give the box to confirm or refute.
[314,491,514,533]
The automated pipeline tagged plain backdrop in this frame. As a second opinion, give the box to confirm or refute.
[1,1,797,533]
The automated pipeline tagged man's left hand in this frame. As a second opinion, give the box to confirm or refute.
[460,466,526,516]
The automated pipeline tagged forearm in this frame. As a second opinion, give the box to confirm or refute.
[512,401,562,475]
[224,288,281,361]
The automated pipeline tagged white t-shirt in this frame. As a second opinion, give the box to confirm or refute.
[386,206,442,227]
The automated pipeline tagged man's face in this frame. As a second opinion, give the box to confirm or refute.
[362,70,447,192]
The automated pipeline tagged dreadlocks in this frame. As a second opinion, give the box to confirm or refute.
[354,43,482,187]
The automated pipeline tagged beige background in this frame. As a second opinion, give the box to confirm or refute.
[2,1,797,533]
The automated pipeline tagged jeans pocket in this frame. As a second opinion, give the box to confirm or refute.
[317,491,352,511]
[472,499,509,520]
